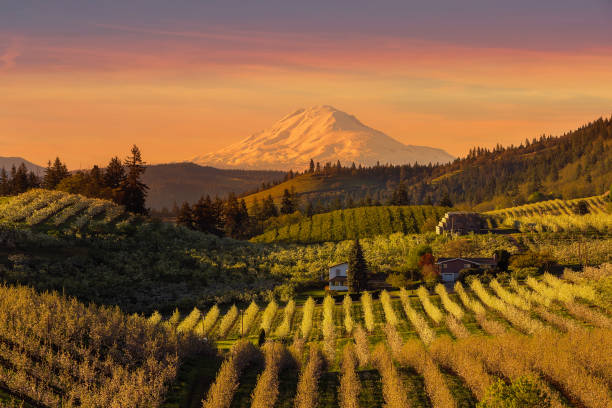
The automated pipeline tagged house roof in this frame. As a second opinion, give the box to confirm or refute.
[329,262,348,269]
[436,257,496,266]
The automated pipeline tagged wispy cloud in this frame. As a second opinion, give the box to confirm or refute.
[0,37,22,70]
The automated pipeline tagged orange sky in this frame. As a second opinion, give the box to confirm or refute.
[2,9,612,169]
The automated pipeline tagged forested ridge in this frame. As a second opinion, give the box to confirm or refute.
[242,116,612,211]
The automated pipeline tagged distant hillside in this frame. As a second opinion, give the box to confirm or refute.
[243,116,612,211]
[251,205,449,244]
[142,163,285,209]
[0,156,45,174]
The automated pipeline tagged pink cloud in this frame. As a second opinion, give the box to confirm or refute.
[0,37,23,70]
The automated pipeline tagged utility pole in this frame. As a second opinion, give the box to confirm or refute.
[240,309,244,338]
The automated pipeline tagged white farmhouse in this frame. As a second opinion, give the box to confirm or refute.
[328,262,349,291]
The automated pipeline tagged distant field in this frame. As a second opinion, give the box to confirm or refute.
[0,188,133,232]
[252,205,449,243]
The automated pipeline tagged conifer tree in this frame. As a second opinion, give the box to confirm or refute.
[0,168,9,195]
[104,157,126,189]
[439,192,453,208]
[177,202,193,228]
[309,159,315,173]
[120,145,149,214]
[261,195,278,219]
[280,188,294,214]
[43,157,69,189]
[347,239,368,293]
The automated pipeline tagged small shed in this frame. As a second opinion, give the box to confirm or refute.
[329,262,349,291]
[435,257,497,282]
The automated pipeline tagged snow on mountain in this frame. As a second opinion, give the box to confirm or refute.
[192,105,454,170]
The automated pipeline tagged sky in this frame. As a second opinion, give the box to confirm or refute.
[1,0,612,169]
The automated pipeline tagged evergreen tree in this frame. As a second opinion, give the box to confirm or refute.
[0,168,9,195]
[305,201,314,218]
[120,145,149,214]
[104,157,126,189]
[261,195,278,219]
[309,159,315,173]
[223,194,250,239]
[43,157,69,189]
[192,195,223,235]
[280,188,294,214]
[13,163,30,193]
[439,192,453,208]
[347,239,368,293]
[177,202,193,228]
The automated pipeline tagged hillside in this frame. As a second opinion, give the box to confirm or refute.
[0,188,132,233]
[486,194,609,218]
[242,116,612,211]
[486,194,611,234]
[0,156,45,174]
[143,163,285,210]
[252,205,449,244]
[192,105,454,170]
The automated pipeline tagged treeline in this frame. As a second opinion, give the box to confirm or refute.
[1,145,150,214]
[176,188,301,239]
[0,162,40,195]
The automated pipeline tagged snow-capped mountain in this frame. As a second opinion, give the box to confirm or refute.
[192,105,454,170]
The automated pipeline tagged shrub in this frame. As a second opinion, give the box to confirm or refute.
[478,377,551,408]
[417,286,443,324]
[400,339,457,408]
[372,344,411,408]
[435,284,464,320]
[338,345,361,408]
[250,342,288,408]
[353,325,370,368]
[218,305,238,338]
[399,288,435,345]
[300,297,315,340]
[380,290,399,326]
[241,301,260,336]
[260,300,278,334]
[274,299,296,338]
[203,340,261,408]
[342,295,354,334]
[361,291,376,332]
[294,346,325,408]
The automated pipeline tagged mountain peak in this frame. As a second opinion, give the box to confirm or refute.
[192,106,454,170]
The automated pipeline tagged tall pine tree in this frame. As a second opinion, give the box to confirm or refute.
[347,239,368,293]
[120,145,149,214]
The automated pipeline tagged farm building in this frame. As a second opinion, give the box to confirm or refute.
[436,212,485,235]
[328,262,349,291]
[435,257,497,283]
